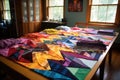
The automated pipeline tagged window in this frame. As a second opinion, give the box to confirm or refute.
[1,0,11,20]
[22,0,40,22]
[87,0,119,24]
[47,0,64,21]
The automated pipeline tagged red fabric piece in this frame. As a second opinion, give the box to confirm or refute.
[71,27,81,30]
[8,48,17,57]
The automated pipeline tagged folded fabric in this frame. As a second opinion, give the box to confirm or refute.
[56,26,71,31]
[76,39,106,51]
[98,29,115,36]
[0,38,20,49]
[71,27,81,30]
[43,29,59,35]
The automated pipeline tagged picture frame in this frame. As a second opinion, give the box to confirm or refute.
[68,0,83,12]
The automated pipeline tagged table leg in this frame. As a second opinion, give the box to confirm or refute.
[108,49,112,65]
[100,57,106,80]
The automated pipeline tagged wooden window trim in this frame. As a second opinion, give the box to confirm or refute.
[86,0,120,27]
[46,0,65,20]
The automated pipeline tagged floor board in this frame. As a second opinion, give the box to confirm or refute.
[92,48,120,80]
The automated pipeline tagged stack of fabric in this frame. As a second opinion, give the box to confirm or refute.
[76,39,106,52]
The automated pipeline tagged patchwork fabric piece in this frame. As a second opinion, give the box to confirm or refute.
[60,51,95,60]
[34,69,72,80]
[0,28,116,80]
[53,37,76,48]
[78,58,97,68]
[67,67,91,80]
[48,59,78,80]
[79,51,101,60]
[61,51,90,69]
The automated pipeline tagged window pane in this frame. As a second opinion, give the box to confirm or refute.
[3,0,10,10]
[36,0,40,21]
[30,0,34,21]
[49,0,63,6]
[108,0,118,4]
[98,6,107,22]
[92,0,118,4]
[49,7,63,20]
[4,11,11,20]
[90,6,98,21]
[106,6,117,22]
[99,0,108,4]
[90,0,118,23]
[92,0,99,4]
[22,0,28,22]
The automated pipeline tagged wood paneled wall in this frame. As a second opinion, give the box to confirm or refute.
[15,0,43,37]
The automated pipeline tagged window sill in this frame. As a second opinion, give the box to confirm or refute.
[75,22,118,28]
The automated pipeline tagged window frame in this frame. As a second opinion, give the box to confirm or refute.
[1,0,11,20]
[86,0,120,27]
[46,0,65,21]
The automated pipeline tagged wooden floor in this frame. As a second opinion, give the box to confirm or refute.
[92,47,120,80]
[0,47,120,80]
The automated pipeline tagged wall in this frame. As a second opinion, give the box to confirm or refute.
[65,0,88,27]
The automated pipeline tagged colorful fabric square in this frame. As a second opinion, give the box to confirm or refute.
[53,37,75,48]
[17,61,46,70]
[61,52,90,69]
[48,59,78,80]
[49,57,90,68]
[22,52,33,62]
[78,58,97,68]
[60,51,95,60]
[80,51,101,60]
[0,48,9,57]
[47,44,74,58]
[32,50,64,70]
[34,69,72,80]
[67,67,90,80]
[68,36,77,40]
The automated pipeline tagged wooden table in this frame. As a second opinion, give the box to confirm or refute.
[85,33,119,80]
[0,33,119,80]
